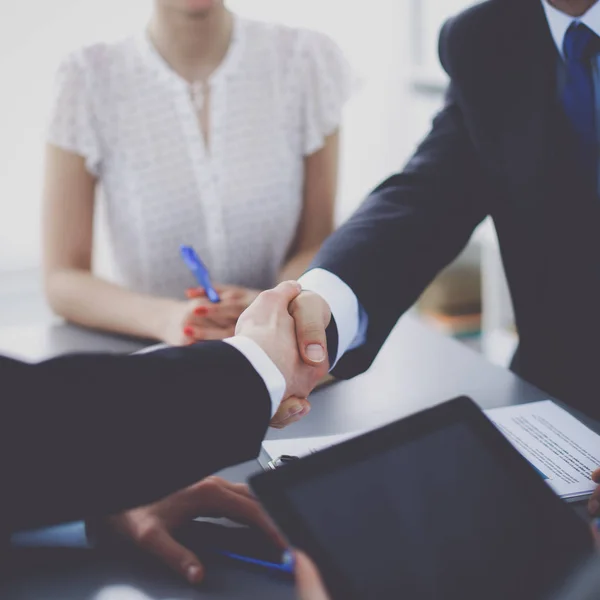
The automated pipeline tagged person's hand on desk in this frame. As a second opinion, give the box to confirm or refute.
[235,282,330,428]
[107,477,284,585]
[157,285,261,346]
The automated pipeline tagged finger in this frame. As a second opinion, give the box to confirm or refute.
[270,408,310,429]
[206,485,285,548]
[218,482,287,547]
[289,293,330,367]
[592,468,600,483]
[295,551,331,600]
[258,281,302,311]
[270,398,311,429]
[186,285,228,299]
[588,484,600,516]
[188,299,247,327]
[200,303,248,323]
[183,324,235,341]
[137,525,205,585]
[189,308,237,329]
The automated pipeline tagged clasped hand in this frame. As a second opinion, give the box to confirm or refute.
[234,282,331,428]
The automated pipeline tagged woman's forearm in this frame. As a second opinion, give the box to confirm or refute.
[45,268,176,340]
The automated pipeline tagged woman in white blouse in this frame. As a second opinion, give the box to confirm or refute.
[43,0,352,345]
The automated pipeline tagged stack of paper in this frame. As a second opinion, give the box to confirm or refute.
[261,400,600,501]
[486,401,599,501]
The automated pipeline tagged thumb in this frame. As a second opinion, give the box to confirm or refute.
[295,551,331,600]
[139,526,205,585]
[289,292,329,367]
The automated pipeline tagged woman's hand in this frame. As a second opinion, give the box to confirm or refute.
[159,298,236,345]
[106,477,284,585]
[158,286,260,345]
[186,284,261,311]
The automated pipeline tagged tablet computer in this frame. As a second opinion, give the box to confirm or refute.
[250,397,595,600]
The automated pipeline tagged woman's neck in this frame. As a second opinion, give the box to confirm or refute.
[148,5,233,83]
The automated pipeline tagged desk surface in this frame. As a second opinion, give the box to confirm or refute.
[0,316,594,600]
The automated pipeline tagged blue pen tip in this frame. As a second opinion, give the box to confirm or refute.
[207,289,221,303]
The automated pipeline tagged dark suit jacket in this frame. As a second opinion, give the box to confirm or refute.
[1,342,271,534]
[314,0,600,419]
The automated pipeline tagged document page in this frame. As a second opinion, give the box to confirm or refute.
[263,432,362,463]
[485,401,600,499]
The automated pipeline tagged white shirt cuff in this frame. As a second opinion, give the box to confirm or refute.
[224,336,286,418]
[298,268,361,367]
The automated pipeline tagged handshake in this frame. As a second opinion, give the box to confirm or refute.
[233,281,333,429]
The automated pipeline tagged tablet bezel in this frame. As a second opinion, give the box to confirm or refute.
[250,396,595,599]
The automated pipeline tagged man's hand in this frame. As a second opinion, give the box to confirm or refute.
[295,551,332,600]
[235,282,330,427]
[589,468,600,516]
[107,477,284,585]
[288,291,332,366]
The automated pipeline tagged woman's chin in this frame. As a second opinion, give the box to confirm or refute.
[163,0,221,17]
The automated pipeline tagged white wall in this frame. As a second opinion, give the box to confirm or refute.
[0,0,151,272]
[0,0,471,274]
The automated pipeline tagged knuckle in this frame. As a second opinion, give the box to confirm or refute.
[302,321,326,338]
[135,521,160,547]
[201,476,224,494]
[258,289,276,303]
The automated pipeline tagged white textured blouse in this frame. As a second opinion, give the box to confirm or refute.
[47,15,353,297]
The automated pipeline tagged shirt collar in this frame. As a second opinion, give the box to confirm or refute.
[542,0,600,59]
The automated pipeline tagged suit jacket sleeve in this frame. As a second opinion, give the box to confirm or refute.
[1,341,271,533]
[313,22,491,379]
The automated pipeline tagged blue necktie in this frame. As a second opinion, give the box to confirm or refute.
[562,23,600,187]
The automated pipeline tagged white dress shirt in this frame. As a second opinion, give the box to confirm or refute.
[542,0,600,57]
[47,14,354,296]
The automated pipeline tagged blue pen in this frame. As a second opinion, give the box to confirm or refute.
[180,245,221,303]
[212,549,295,575]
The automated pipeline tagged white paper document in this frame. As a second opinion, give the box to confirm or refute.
[262,400,600,501]
[262,432,363,464]
[485,401,600,500]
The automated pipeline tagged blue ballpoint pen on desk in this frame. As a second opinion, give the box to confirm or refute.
[180,245,221,303]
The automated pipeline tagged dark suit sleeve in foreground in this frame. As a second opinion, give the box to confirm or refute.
[1,342,271,533]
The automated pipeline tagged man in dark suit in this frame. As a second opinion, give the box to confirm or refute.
[2,281,325,579]
[256,0,600,513]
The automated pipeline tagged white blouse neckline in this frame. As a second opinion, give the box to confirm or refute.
[136,13,246,90]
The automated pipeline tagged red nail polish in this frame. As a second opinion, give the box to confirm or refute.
[183,326,194,337]
[194,306,208,316]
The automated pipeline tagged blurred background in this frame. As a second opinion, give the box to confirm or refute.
[0,0,515,365]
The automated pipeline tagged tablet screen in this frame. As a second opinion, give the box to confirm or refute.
[281,420,591,600]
